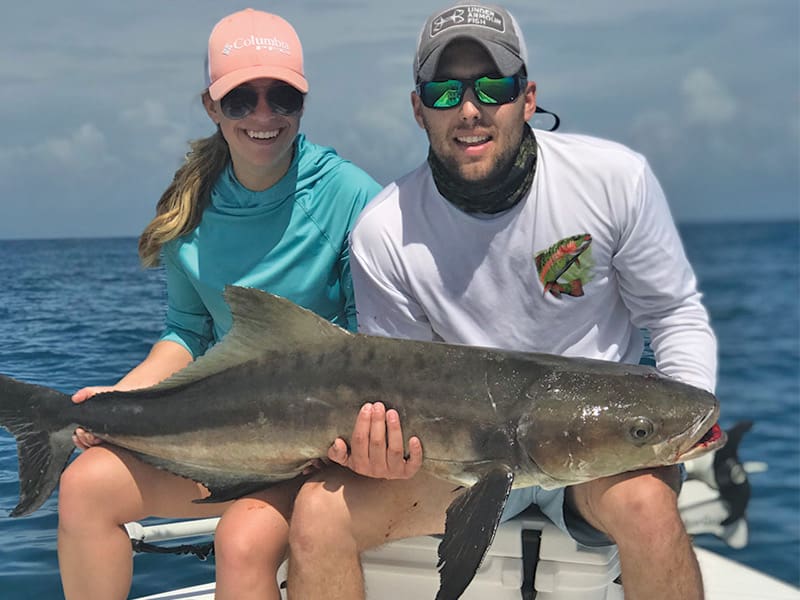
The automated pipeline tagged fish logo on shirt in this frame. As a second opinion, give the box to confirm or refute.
[535,234,594,298]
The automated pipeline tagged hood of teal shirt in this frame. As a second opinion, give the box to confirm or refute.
[210,134,345,215]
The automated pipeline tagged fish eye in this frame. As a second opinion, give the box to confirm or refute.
[628,417,655,445]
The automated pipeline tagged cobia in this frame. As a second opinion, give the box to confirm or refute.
[0,286,725,599]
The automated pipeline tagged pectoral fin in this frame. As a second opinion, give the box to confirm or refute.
[435,466,514,600]
[194,481,276,504]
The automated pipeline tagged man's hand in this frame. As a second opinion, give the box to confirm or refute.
[328,402,423,479]
[71,386,115,450]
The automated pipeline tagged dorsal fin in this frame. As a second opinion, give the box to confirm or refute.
[152,286,351,391]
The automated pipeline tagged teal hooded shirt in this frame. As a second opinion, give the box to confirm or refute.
[159,134,381,358]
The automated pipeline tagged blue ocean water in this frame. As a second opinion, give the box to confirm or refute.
[0,222,798,597]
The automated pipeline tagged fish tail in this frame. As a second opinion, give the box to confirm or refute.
[569,280,585,296]
[0,374,75,517]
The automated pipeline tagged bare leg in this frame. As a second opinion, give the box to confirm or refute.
[214,479,305,600]
[286,466,461,600]
[568,466,704,600]
[57,446,231,600]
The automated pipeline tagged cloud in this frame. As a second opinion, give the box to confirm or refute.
[0,123,115,175]
[627,65,741,173]
[121,99,199,158]
[122,100,172,129]
[40,124,111,168]
[681,68,738,125]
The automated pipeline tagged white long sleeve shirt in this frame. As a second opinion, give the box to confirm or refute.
[350,129,717,393]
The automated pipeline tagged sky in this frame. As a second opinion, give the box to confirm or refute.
[1,1,798,239]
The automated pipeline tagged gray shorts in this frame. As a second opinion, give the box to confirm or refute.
[500,485,612,547]
[501,465,687,547]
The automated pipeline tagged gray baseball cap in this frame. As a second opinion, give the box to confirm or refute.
[413,3,528,82]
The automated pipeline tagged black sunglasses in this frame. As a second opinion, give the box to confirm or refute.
[416,73,526,109]
[220,84,305,119]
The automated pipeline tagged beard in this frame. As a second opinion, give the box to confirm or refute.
[422,115,524,187]
[437,142,517,185]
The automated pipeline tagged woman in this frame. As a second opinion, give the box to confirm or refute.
[58,9,381,600]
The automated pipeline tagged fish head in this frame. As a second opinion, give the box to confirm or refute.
[516,363,726,487]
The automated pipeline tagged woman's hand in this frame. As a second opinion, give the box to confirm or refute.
[70,386,115,449]
[328,402,423,480]
[72,386,115,404]
[68,341,194,451]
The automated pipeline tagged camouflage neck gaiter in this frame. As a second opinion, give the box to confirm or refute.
[428,124,537,215]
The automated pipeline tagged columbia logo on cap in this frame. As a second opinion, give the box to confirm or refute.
[221,35,291,56]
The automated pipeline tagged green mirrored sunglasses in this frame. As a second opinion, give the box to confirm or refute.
[416,73,526,109]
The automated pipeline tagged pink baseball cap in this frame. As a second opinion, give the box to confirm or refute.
[206,8,308,101]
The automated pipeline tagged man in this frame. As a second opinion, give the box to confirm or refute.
[287,3,717,599]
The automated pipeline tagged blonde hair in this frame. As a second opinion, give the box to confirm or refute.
[138,128,229,268]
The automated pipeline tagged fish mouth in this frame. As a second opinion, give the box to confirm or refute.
[677,422,726,460]
[655,399,726,463]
